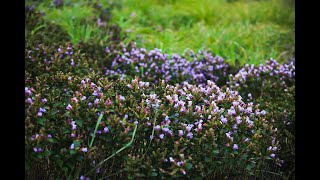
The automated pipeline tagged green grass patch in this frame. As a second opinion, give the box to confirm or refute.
[111,0,295,65]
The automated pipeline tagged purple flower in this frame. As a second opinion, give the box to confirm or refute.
[88,102,93,107]
[37,112,43,117]
[39,107,46,113]
[232,124,238,130]
[226,131,232,139]
[220,115,227,124]
[134,120,138,125]
[70,144,74,149]
[261,110,266,115]
[187,132,193,139]
[80,175,85,180]
[72,97,78,103]
[27,98,33,104]
[94,98,100,105]
[186,124,193,132]
[244,138,249,142]
[270,153,276,158]
[159,134,164,139]
[177,161,183,166]
[236,116,242,124]
[162,127,169,133]
[272,146,278,151]
[178,130,184,137]
[169,157,174,162]
[155,125,160,131]
[42,98,47,103]
[81,96,87,101]
[33,147,38,152]
[82,147,88,153]
[25,88,32,96]
[233,144,238,150]
[71,121,77,130]
[119,95,125,101]
[66,104,72,111]
[103,127,109,133]
[47,134,52,138]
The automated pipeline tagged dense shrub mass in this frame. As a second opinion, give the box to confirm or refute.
[25,72,281,179]
[228,58,295,100]
[25,44,95,78]
[228,58,295,178]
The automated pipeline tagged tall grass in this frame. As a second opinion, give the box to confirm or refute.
[37,1,109,44]
[111,0,295,65]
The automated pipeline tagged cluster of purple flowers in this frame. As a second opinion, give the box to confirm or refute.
[104,43,228,85]
[228,58,295,92]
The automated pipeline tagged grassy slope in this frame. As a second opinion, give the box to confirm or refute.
[111,0,295,65]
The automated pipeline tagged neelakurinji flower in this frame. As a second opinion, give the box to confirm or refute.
[42,98,47,103]
[27,98,33,104]
[178,130,184,137]
[66,104,72,111]
[94,98,100,105]
[37,112,42,117]
[220,115,227,124]
[155,125,161,131]
[233,144,238,150]
[270,154,276,158]
[82,147,88,153]
[187,132,193,139]
[103,127,109,133]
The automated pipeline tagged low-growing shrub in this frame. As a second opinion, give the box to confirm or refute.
[25,72,280,179]
[228,58,295,178]
[25,43,97,79]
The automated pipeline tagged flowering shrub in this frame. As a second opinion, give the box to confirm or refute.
[104,43,229,86]
[228,58,295,178]
[228,58,295,101]
[25,43,97,79]
[25,71,280,179]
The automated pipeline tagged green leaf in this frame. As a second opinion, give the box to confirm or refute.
[150,172,158,176]
[233,151,239,154]
[73,141,81,148]
[75,120,83,127]
[89,113,104,148]
[76,155,84,161]
[70,150,76,155]
[51,110,59,116]
[213,149,219,154]
[37,118,46,125]
[43,151,52,156]
[185,163,193,170]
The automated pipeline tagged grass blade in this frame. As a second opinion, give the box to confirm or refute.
[89,113,104,148]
